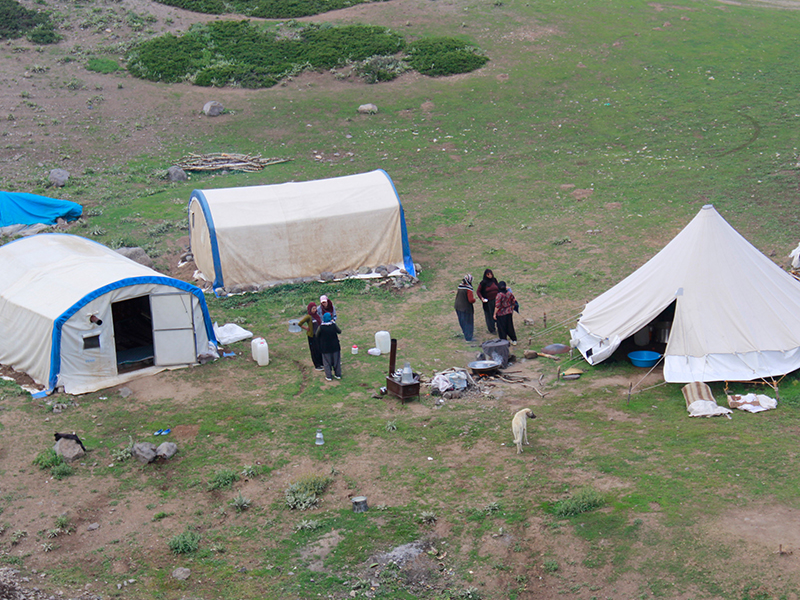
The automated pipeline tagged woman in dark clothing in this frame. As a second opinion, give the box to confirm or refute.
[494,281,517,344]
[315,312,342,380]
[454,274,476,341]
[298,301,323,370]
[476,269,500,334]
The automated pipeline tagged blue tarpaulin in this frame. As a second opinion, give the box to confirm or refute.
[0,191,82,227]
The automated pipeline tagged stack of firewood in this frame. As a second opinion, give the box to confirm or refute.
[176,153,291,172]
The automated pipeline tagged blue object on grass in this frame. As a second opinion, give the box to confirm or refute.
[154,429,163,436]
[0,191,82,227]
[161,428,171,435]
[627,350,662,368]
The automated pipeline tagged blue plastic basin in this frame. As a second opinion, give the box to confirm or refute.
[627,350,661,368]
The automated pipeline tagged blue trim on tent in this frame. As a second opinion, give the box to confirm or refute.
[377,169,416,277]
[47,276,216,391]
[189,190,225,290]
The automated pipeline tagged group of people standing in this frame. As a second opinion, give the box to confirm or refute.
[296,270,517,377]
[454,268,517,344]
[299,294,342,381]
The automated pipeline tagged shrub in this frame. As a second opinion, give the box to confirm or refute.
[33,449,62,470]
[208,468,239,490]
[355,56,409,84]
[230,492,251,512]
[284,474,333,510]
[167,529,201,554]
[51,463,74,480]
[156,0,377,19]
[552,488,605,517]
[87,57,120,74]
[0,0,57,42]
[405,37,489,77]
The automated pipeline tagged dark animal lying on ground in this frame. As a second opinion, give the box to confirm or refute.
[54,432,86,452]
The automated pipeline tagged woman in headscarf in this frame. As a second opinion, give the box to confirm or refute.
[454,274,476,342]
[493,281,518,345]
[476,268,500,334]
[298,301,323,370]
[315,312,343,381]
[316,295,337,323]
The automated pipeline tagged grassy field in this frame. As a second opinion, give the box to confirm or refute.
[2,0,800,599]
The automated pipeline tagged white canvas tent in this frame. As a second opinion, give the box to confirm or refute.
[0,234,216,395]
[188,169,415,290]
[570,205,800,383]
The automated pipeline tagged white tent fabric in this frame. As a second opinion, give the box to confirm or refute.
[570,205,800,382]
[0,234,215,394]
[188,169,415,290]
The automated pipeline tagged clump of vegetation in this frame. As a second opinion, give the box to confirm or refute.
[241,465,258,478]
[0,0,60,44]
[419,511,437,524]
[284,474,333,511]
[111,436,134,463]
[294,519,322,532]
[552,488,605,517]
[155,0,378,19]
[208,468,239,490]
[126,20,485,88]
[47,514,74,538]
[33,449,73,479]
[167,529,201,554]
[87,57,120,74]
[230,492,251,512]
[405,37,489,77]
[543,559,559,573]
[354,55,409,83]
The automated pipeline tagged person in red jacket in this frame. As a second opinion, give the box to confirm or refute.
[476,268,500,334]
[454,274,476,341]
[494,281,517,345]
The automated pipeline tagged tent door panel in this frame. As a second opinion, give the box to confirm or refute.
[150,292,197,366]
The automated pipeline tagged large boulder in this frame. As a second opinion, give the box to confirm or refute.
[54,438,85,463]
[115,247,154,268]
[48,168,70,187]
[132,442,157,464]
[156,442,178,460]
[203,101,224,116]
[357,103,378,114]
[167,166,188,182]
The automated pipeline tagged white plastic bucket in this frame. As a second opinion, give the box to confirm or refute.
[251,337,269,366]
[375,331,391,355]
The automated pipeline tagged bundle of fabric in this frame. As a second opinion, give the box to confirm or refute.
[727,393,778,413]
[429,368,476,394]
[682,382,732,418]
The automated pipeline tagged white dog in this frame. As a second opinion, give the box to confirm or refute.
[511,408,536,454]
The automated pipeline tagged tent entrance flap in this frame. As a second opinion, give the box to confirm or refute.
[150,292,197,366]
[112,295,155,371]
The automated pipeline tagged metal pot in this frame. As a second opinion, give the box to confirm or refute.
[468,360,501,375]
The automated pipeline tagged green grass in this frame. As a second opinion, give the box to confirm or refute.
[4,0,800,598]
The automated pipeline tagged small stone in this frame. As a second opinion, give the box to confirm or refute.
[202,101,224,116]
[172,567,191,581]
[87,522,100,531]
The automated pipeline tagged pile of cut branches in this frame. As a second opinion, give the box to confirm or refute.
[176,153,291,172]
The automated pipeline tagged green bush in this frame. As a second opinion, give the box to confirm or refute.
[87,57,120,74]
[33,449,63,470]
[126,20,480,89]
[285,474,333,510]
[51,463,74,480]
[0,0,57,43]
[155,0,379,19]
[405,37,489,77]
[167,529,201,554]
[552,488,605,517]
[208,468,239,490]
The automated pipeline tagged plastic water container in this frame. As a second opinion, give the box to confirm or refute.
[375,331,391,355]
[251,337,269,366]
[401,361,413,384]
[351,345,359,355]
